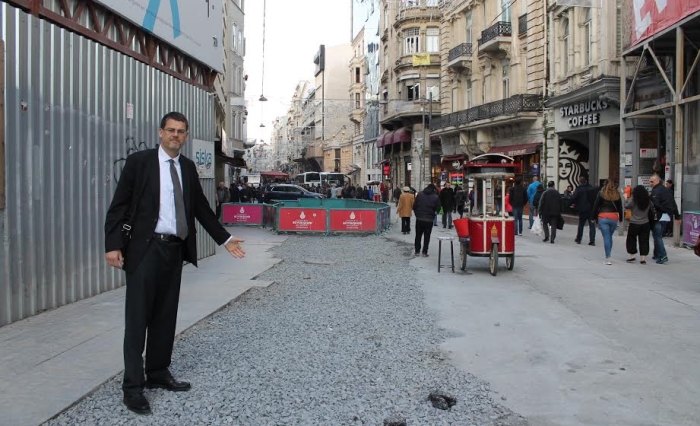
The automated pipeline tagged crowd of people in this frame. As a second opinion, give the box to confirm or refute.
[393,173,683,265]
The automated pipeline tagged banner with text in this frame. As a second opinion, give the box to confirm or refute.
[632,0,700,46]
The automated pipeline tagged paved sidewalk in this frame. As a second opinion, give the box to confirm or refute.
[0,227,286,426]
[390,211,700,426]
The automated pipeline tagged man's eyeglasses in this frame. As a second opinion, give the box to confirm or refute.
[163,128,188,135]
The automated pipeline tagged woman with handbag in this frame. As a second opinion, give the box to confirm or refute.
[624,185,652,264]
[591,180,624,265]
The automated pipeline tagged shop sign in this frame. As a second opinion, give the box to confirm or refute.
[638,175,652,191]
[278,208,327,232]
[329,210,376,232]
[559,100,609,128]
[192,139,214,179]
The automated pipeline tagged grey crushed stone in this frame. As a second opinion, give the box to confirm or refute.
[45,233,528,426]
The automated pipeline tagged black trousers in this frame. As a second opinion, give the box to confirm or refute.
[401,217,411,233]
[415,219,433,254]
[576,213,596,243]
[542,215,559,242]
[626,222,650,256]
[123,238,184,393]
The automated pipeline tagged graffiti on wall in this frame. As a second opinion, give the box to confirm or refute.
[558,140,589,192]
[112,136,158,183]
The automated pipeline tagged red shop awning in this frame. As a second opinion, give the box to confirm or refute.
[487,142,541,157]
[392,127,411,144]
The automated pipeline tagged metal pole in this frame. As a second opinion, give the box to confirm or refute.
[673,27,684,247]
[429,92,433,187]
[421,99,426,189]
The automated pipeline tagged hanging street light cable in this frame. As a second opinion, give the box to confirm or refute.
[259,0,268,103]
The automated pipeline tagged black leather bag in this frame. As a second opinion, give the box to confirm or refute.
[556,216,565,230]
[648,203,658,224]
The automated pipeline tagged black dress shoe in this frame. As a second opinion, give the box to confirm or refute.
[146,376,192,392]
[123,392,151,414]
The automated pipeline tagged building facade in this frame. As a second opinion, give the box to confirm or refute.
[350,0,382,186]
[545,0,623,192]
[222,0,248,184]
[621,0,700,229]
[431,0,545,186]
[379,0,442,190]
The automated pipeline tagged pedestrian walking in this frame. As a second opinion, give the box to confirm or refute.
[591,180,623,265]
[412,183,440,257]
[393,185,402,207]
[215,182,230,220]
[508,178,527,235]
[532,184,545,217]
[455,185,467,218]
[624,185,652,264]
[439,181,456,229]
[397,186,415,234]
[104,112,246,415]
[527,176,543,229]
[570,176,596,246]
[538,181,562,243]
[649,174,679,264]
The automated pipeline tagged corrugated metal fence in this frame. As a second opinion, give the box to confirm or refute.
[0,3,217,326]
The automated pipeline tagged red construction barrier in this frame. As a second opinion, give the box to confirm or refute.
[278,208,327,232]
[222,203,264,225]
[329,210,377,232]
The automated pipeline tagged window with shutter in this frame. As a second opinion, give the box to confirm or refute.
[616,0,622,57]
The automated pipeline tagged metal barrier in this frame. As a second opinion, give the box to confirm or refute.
[222,203,277,229]
[273,199,392,234]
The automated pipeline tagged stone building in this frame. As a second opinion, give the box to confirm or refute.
[431,0,545,185]
[379,0,442,190]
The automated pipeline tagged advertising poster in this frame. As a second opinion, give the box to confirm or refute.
[278,208,327,232]
[192,139,214,179]
[330,210,376,232]
[682,212,700,247]
[222,204,263,225]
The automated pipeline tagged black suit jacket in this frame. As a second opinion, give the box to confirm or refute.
[105,148,230,272]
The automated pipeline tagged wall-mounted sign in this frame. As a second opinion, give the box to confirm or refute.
[639,148,658,159]
[554,99,618,132]
[559,100,609,128]
[192,139,214,179]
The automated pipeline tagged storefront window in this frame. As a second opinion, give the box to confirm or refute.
[684,103,700,212]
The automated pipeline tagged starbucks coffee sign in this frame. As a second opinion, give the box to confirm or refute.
[554,99,618,132]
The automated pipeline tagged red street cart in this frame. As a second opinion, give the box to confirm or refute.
[456,154,516,276]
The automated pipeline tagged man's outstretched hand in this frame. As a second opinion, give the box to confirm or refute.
[225,237,246,258]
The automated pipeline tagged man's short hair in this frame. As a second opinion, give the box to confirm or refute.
[547,181,555,188]
[160,111,189,131]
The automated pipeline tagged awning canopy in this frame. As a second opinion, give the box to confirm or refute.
[377,131,394,148]
[216,153,248,169]
[441,154,468,162]
[260,170,289,178]
[392,127,411,144]
[487,142,541,157]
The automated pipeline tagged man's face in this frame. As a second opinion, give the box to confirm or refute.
[445,182,451,189]
[650,176,660,187]
[533,176,539,182]
[158,119,189,153]
[218,182,225,188]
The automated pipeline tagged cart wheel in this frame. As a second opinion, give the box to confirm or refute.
[489,243,498,276]
[460,244,467,271]
[506,254,514,270]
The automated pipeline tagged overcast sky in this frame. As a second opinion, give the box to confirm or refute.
[244,0,352,144]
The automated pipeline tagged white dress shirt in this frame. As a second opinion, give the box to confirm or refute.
[153,146,234,245]
[154,146,183,236]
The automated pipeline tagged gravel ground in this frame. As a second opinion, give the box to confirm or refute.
[46,233,528,426]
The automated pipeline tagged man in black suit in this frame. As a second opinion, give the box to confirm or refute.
[104,112,246,415]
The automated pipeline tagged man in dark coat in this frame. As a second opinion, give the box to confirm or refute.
[104,112,246,415]
[412,184,441,257]
[439,182,456,229]
[538,181,563,243]
[570,176,596,245]
[650,174,679,264]
[508,178,528,235]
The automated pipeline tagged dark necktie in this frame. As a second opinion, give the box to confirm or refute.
[168,159,188,240]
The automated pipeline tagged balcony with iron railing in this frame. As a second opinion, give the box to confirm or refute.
[394,53,440,72]
[518,14,527,36]
[395,2,440,27]
[430,94,541,130]
[447,43,473,72]
[478,21,512,53]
